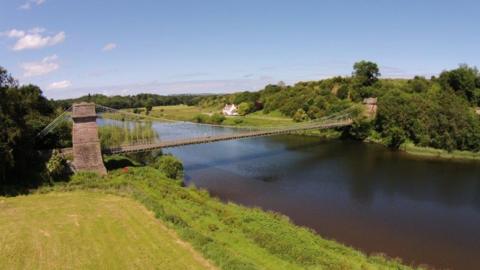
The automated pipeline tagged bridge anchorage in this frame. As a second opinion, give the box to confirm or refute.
[38,102,355,175]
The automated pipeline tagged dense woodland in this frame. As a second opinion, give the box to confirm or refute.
[1,61,480,191]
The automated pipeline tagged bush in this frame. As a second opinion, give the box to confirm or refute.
[237,102,254,115]
[293,109,310,122]
[193,114,208,123]
[233,118,244,124]
[343,118,373,140]
[46,150,70,181]
[104,155,138,170]
[153,155,184,180]
[209,113,225,124]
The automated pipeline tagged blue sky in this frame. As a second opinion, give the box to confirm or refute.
[1,0,479,99]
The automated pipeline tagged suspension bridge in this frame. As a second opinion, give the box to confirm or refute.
[39,102,354,174]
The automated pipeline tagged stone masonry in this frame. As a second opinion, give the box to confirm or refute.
[71,102,107,175]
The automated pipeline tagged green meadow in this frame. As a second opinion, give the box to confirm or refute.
[0,191,215,270]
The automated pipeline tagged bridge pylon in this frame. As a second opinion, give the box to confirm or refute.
[71,102,107,175]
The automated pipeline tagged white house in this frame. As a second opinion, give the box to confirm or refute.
[363,97,378,114]
[222,104,239,116]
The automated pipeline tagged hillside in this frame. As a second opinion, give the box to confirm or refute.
[0,191,215,270]
[30,166,417,270]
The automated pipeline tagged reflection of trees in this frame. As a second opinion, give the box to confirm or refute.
[169,129,480,211]
[340,144,480,210]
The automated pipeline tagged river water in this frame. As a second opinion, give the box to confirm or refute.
[102,119,480,269]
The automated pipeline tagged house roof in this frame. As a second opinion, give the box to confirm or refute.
[363,97,377,105]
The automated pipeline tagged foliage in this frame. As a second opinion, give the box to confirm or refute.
[237,102,254,116]
[193,113,225,124]
[438,64,480,105]
[103,155,140,170]
[153,155,184,179]
[193,114,209,123]
[210,113,226,124]
[44,166,415,270]
[343,118,373,140]
[352,60,380,87]
[55,93,207,110]
[46,150,70,181]
[376,88,480,151]
[0,66,60,189]
[292,109,309,122]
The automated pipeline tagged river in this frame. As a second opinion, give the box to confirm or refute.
[101,119,480,269]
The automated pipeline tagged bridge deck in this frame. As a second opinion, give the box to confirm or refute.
[104,119,352,154]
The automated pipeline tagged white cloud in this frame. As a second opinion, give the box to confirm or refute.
[21,55,59,77]
[102,42,117,51]
[12,31,65,51]
[2,27,65,51]
[3,29,26,38]
[48,80,71,89]
[1,28,45,38]
[19,0,45,10]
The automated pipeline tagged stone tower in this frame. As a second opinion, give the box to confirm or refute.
[71,102,107,175]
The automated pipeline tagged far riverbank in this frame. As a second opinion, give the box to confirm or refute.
[127,104,480,162]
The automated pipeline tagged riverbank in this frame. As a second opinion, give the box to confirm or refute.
[34,166,416,270]
[400,142,480,161]
[129,105,480,162]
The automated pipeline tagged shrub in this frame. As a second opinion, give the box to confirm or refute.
[237,102,254,115]
[154,155,184,179]
[293,108,310,122]
[233,118,244,124]
[209,113,225,124]
[193,114,208,123]
[46,150,70,181]
[104,155,138,170]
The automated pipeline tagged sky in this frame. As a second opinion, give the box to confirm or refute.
[1,0,479,99]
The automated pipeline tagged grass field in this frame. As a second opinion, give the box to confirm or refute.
[148,105,213,121]
[36,166,418,270]
[143,105,295,128]
[0,191,215,270]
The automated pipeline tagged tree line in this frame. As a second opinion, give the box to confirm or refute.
[196,61,480,152]
[55,93,206,110]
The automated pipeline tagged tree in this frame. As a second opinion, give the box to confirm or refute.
[145,100,153,115]
[0,67,57,189]
[154,155,184,180]
[237,102,253,116]
[209,113,225,124]
[293,109,309,122]
[352,61,380,87]
[407,76,430,93]
[336,85,349,99]
[439,64,480,105]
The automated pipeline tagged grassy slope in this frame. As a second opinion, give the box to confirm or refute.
[39,167,417,270]
[0,191,215,270]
